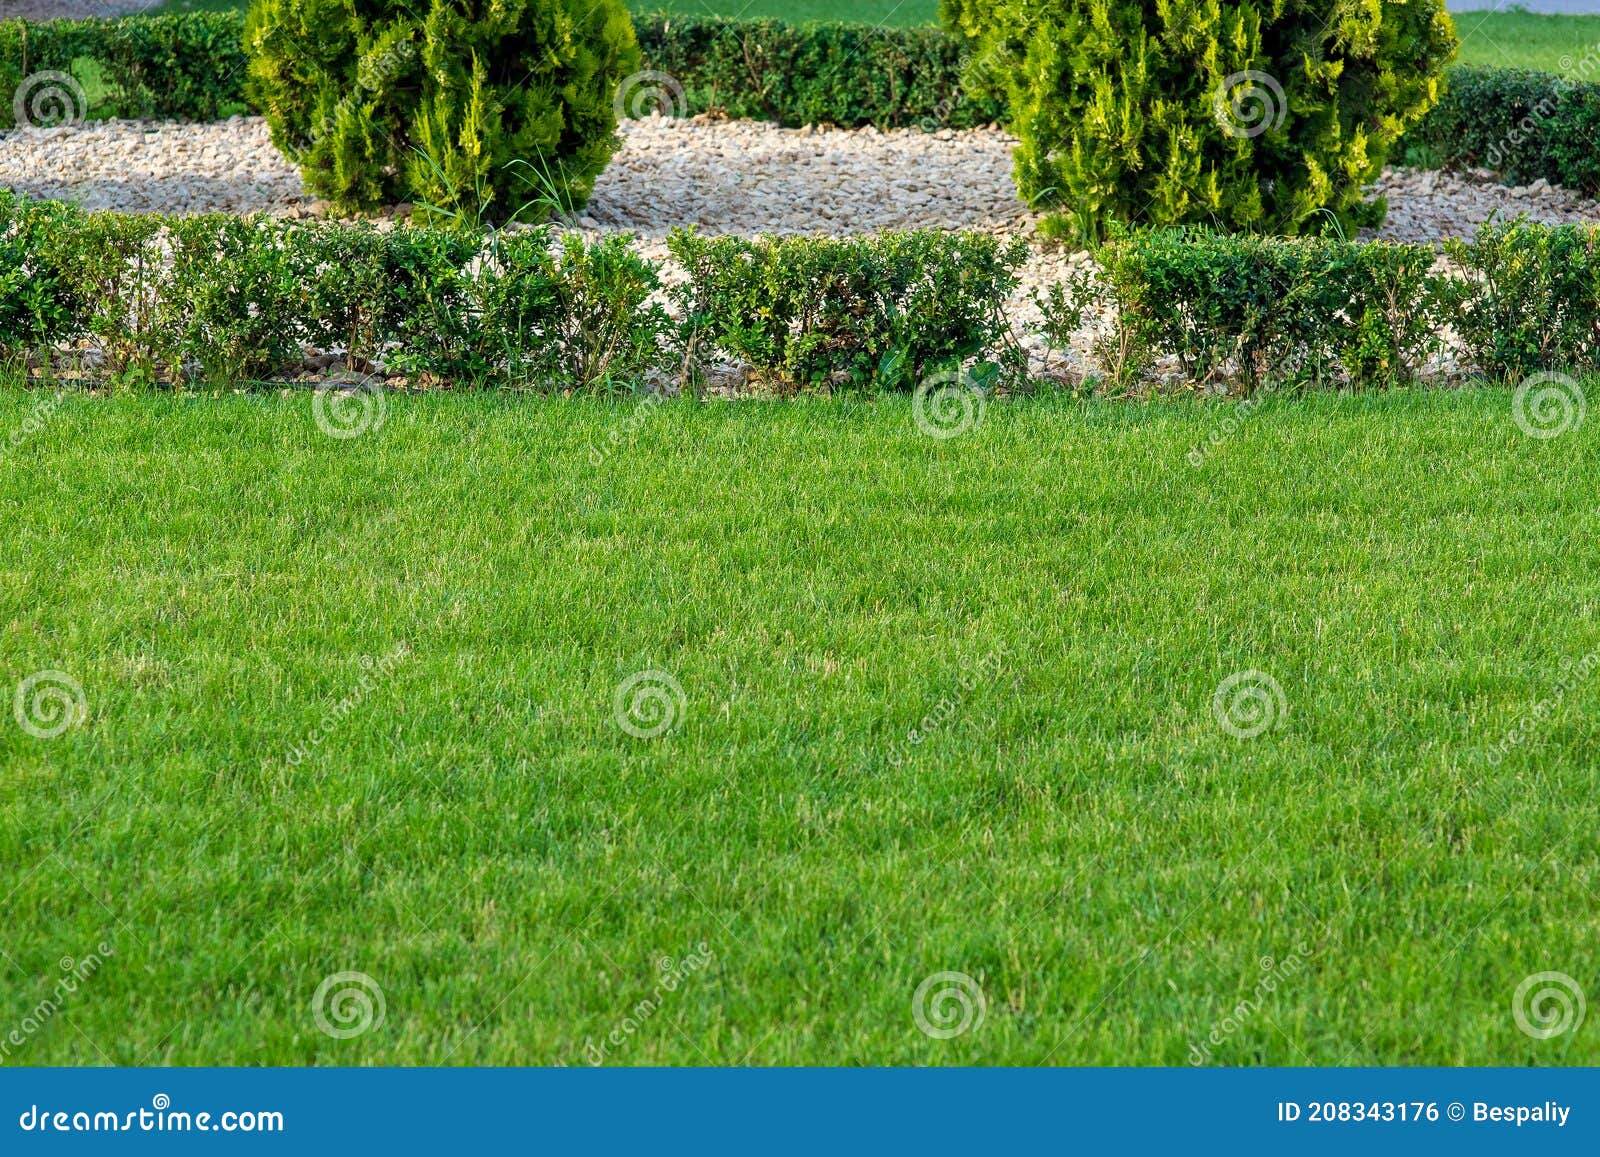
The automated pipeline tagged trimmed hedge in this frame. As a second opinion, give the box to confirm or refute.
[633,15,1004,128]
[1071,228,1450,389]
[6,189,1600,392]
[668,228,1026,387]
[0,12,1002,131]
[1441,218,1600,378]
[1047,220,1600,388]
[0,12,247,126]
[0,191,672,391]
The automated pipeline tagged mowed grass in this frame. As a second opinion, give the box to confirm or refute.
[1452,9,1600,71]
[1,387,1598,1066]
[141,0,1600,72]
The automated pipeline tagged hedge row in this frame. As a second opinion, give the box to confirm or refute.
[1064,221,1600,388]
[0,12,1001,131]
[10,12,1600,194]
[0,192,1020,391]
[1405,66,1600,195]
[0,12,247,124]
[5,190,1599,392]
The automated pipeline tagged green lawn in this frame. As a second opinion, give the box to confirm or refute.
[3,387,1597,1065]
[1451,10,1600,71]
[141,0,1600,72]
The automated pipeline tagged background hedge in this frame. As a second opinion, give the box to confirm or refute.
[0,12,248,125]
[3,12,1599,196]
[1404,65,1600,196]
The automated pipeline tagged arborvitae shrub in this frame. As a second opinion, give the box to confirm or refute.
[942,0,1457,243]
[244,0,641,223]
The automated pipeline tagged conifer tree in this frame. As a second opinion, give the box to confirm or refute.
[246,0,642,223]
[941,0,1457,242]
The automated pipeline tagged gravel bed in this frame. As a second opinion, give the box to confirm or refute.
[5,113,1600,387]
[6,115,1599,242]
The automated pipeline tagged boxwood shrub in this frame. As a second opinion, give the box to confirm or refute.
[0,192,672,391]
[1441,220,1600,379]
[667,228,1028,389]
[1077,228,1449,390]
[6,189,1600,393]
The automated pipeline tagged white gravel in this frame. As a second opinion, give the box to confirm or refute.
[5,114,1599,242]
